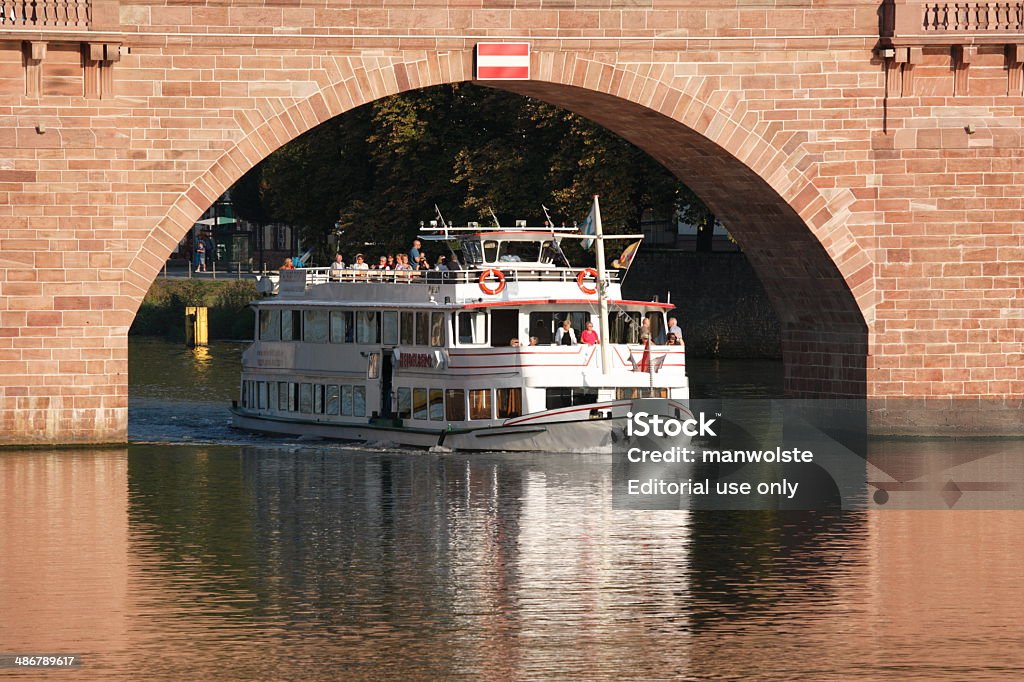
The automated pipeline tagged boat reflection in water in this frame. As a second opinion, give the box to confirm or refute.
[2,445,1024,678]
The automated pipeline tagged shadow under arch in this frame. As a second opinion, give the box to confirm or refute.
[128,56,869,399]
[492,79,869,398]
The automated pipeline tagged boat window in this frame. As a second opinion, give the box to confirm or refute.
[559,312,590,338]
[280,310,293,341]
[381,311,399,345]
[341,385,353,416]
[367,352,380,379]
[460,239,483,264]
[396,387,412,419]
[457,311,488,345]
[610,311,642,344]
[646,312,665,344]
[290,383,299,412]
[353,386,366,417]
[491,309,519,347]
[482,240,499,262]
[400,312,414,345]
[412,388,428,420]
[498,240,541,263]
[331,310,354,343]
[540,240,561,265]
[277,382,288,411]
[326,385,339,415]
[299,383,312,413]
[545,387,598,410]
[258,382,268,410]
[260,310,280,341]
[528,311,588,345]
[415,312,430,346]
[429,388,444,421]
[314,384,324,414]
[469,389,492,420]
[303,310,329,343]
[430,312,444,347]
[496,388,522,418]
[445,389,466,421]
[356,311,379,344]
[616,387,668,400]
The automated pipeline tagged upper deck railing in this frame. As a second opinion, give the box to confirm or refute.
[285,267,621,288]
[0,0,92,28]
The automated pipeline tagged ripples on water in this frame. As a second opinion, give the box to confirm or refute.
[0,340,1022,679]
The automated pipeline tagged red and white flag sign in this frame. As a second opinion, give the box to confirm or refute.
[475,43,530,80]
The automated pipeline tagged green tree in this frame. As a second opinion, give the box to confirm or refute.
[236,83,717,263]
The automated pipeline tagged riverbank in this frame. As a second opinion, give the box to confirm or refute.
[130,278,256,340]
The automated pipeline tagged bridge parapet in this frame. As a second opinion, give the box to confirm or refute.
[0,0,118,31]
[884,0,1024,44]
[0,0,91,28]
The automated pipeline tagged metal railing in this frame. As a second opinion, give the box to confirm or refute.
[0,0,91,27]
[291,267,621,288]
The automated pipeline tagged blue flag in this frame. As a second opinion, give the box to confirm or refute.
[579,196,600,251]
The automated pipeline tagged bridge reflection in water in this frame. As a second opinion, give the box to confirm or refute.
[2,446,1024,678]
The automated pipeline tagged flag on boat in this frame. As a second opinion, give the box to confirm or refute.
[579,195,601,251]
[612,240,641,269]
[629,338,666,373]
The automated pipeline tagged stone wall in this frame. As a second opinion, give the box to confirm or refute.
[622,251,781,359]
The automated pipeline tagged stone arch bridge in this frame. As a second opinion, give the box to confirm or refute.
[0,0,1022,444]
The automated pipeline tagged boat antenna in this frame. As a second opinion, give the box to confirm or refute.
[488,207,501,228]
[434,204,449,238]
[542,205,572,267]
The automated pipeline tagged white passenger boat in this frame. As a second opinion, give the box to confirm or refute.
[231,200,690,452]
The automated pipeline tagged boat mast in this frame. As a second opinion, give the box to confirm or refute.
[592,195,611,374]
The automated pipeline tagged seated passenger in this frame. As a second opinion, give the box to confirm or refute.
[666,333,680,346]
[510,338,521,347]
[554,319,577,346]
[529,336,539,346]
[580,321,599,345]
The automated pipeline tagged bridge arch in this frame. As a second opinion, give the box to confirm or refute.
[129,51,871,398]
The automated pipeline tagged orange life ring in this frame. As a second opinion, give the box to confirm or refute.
[479,268,506,295]
[577,268,599,295]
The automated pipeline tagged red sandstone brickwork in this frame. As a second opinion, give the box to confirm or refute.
[0,1,1022,443]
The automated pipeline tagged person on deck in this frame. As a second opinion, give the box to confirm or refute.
[667,316,682,341]
[351,254,369,270]
[448,254,463,271]
[280,257,295,270]
[580,321,599,345]
[554,319,577,346]
[409,239,422,262]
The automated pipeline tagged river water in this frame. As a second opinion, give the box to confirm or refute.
[1,339,1023,679]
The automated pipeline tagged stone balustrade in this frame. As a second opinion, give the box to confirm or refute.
[0,0,91,28]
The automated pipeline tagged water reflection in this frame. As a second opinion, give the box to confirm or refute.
[2,447,1024,678]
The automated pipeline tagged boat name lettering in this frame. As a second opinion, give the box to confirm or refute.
[256,348,286,367]
[400,352,434,368]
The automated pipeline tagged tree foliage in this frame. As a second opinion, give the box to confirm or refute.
[233,83,711,261]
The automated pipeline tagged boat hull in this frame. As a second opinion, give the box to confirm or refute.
[231,408,671,454]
